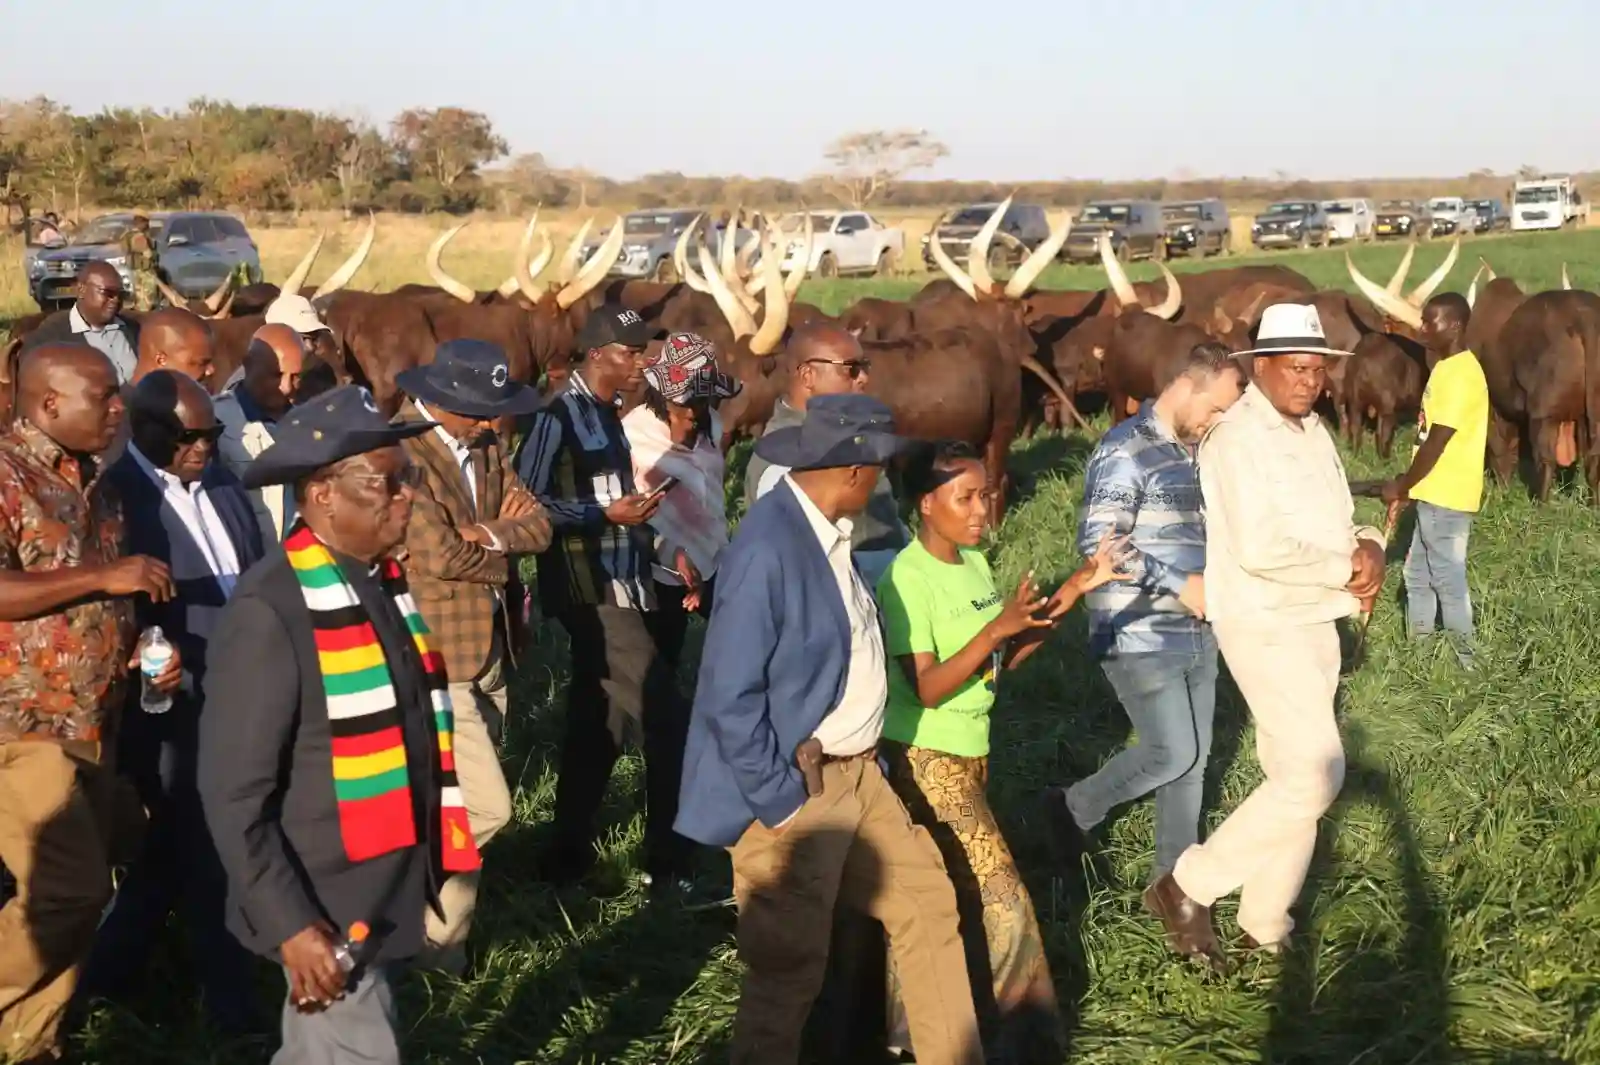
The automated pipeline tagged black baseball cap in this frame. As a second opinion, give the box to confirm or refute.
[574,304,657,355]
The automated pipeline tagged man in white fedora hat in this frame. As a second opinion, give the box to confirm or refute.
[1142,303,1387,962]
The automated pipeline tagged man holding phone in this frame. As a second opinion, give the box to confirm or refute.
[517,305,697,893]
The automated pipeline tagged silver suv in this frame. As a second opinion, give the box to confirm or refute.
[27,210,263,310]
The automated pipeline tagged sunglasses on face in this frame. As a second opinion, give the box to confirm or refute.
[175,423,225,446]
[803,358,871,380]
[85,284,124,301]
[339,465,423,498]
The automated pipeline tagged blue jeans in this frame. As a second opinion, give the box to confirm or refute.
[1066,633,1218,882]
[1403,501,1474,639]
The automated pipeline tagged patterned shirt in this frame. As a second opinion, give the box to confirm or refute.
[517,372,655,614]
[0,420,135,746]
[1077,403,1208,657]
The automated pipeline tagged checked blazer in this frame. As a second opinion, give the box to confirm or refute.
[396,400,552,683]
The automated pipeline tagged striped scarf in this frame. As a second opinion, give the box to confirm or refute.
[285,522,480,872]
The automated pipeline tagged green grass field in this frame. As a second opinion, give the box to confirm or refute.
[35,228,1600,1063]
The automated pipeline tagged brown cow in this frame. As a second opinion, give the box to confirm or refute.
[1342,332,1426,456]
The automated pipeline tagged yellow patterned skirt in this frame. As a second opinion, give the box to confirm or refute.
[883,742,1063,1064]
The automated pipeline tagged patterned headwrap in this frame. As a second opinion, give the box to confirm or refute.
[643,332,743,405]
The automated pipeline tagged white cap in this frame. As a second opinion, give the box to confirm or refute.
[265,293,331,335]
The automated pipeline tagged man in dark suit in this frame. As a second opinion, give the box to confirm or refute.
[393,339,551,974]
[80,370,266,1032]
[19,262,141,383]
[677,394,981,1065]
[198,386,481,1064]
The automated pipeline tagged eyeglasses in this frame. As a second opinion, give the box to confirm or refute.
[338,464,423,498]
[803,358,871,380]
[175,424,225,446]
[84,284,124,301]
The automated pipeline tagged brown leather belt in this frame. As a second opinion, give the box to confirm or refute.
[822,745,877,766]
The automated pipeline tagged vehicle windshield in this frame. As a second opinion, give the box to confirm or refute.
[1079,204,1131,223]
[1428,200,1459,211]
[1323,202,1354,214]
[947,206,999,226]
[781,212,836,232]
[70,216,138,246]
[1467,200,1495,211]
[1163,204,1203,220]
[1380,201,1416,211]
[623,213,695,234]
[1266,202,1313,215]
[1516,187,1559,204]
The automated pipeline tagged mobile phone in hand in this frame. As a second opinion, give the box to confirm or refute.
[647,476,680,499]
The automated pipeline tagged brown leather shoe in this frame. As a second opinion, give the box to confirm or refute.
[1143,873,1224,966]
[1239,932,1286,955]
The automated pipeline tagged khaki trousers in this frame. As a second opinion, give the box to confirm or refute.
[421,657,513,975]
[0,743,116,1063]
[728,757,982,1065]
[1173,620,1346,943]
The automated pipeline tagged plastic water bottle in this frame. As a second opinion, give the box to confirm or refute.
[331,921,370,974]
[138,627,174,715]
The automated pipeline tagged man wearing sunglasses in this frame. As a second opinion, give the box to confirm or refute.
[86,370,267,1033]
[745,323,909,589]
[19,262,141,384]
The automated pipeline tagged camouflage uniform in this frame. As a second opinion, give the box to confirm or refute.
[120,225,158,311]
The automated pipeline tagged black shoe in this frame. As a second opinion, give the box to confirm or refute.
[1042,785,1096,872]
[534,841,595,886]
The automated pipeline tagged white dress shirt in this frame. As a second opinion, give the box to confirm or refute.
[786,474,887,757]
[128,445,243,595]
[415,400,477,512]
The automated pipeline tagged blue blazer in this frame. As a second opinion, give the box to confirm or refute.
[675,480,854,848]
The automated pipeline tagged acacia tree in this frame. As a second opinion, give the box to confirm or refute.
[822,128,949,208]
[390,107,507,192]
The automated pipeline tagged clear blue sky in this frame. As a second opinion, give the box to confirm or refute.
[6,0,1596,182]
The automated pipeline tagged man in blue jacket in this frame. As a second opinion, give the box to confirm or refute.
[676,394,981,1065]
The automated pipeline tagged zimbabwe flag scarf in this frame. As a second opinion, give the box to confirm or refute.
[285,521,480,873]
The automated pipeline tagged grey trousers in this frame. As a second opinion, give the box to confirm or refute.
[272,964,401,1065]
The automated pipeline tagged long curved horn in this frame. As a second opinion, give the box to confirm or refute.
[1348,252,1422,331]
[1407,239,1459,307]
[426,223,477,303]
[1386,242,1416,297]
[1004,211,1072,299]
[311,211,376,300]
[1467,262,1486,308]
[785,212,815,301]
[1148,261,1183,320]
[555,216,625,310]
[676,216,710,294]
[719,205,741,283]
[555,218,595,287]
[928,219,977,300]
[210,287,236,320]
[1099,233,1140,309]
[155,277,188,309]
[966,195,1012,297]
[201,271,233,314]
[695,242,757,341]
[1480,256,1496,282]
[736,229,762,278]
[280,232,325,296]
[749,224,790,357]
[1019,350,1090,433]
[513,215,556,304]
[1562,263,1572,290]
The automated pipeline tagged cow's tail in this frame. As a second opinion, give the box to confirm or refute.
[1018,351,1090,433]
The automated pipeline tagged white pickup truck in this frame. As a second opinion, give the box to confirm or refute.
[1322,198,1375,243]
[1512,177,1588,231]
[778,210,905,278]
[1428,197,1481,238]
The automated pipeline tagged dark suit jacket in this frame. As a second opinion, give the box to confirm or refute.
[108,453,264,801]
[18,307,140,355]
[675,479,856,848]
[397,401,551,683]
[198,549,442,963]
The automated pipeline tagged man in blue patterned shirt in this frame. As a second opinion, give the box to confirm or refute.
[1046,343,1243,887]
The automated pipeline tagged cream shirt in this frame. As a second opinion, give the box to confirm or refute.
[786,474,887,757]
[1199,383,1382,627]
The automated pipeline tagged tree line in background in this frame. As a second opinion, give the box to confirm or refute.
[0,97,1592,225]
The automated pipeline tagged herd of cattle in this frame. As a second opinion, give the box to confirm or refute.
[4,199,1599,507]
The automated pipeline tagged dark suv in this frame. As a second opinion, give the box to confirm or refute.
[922,201,1051,271]
[28,210,263,310]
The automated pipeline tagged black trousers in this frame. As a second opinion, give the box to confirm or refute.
[81,706,257,1030]
[553,605,692,878]
[644,578,716,672]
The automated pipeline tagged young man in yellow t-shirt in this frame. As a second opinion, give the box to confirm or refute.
[1382,293,1487,666]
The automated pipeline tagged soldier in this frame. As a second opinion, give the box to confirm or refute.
[121,214,159,312]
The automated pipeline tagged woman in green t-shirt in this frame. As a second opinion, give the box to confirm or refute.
[877,440,1129,1063]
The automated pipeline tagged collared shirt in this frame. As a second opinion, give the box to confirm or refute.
[215,387,292,543]
[415,400,477,513]
[517,371,655,613]
[127,444,242,596]
[787,474,887,757]
[1199,383,1381,627]
[69,305,137,385]
[0,420,134,748]
[1078,402,1209,656]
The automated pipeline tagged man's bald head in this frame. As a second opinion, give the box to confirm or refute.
[787,323,870,406]
[16,343,124,455]
[243,323,308,418]
[74,263,126,328]
[136,306,216,385]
